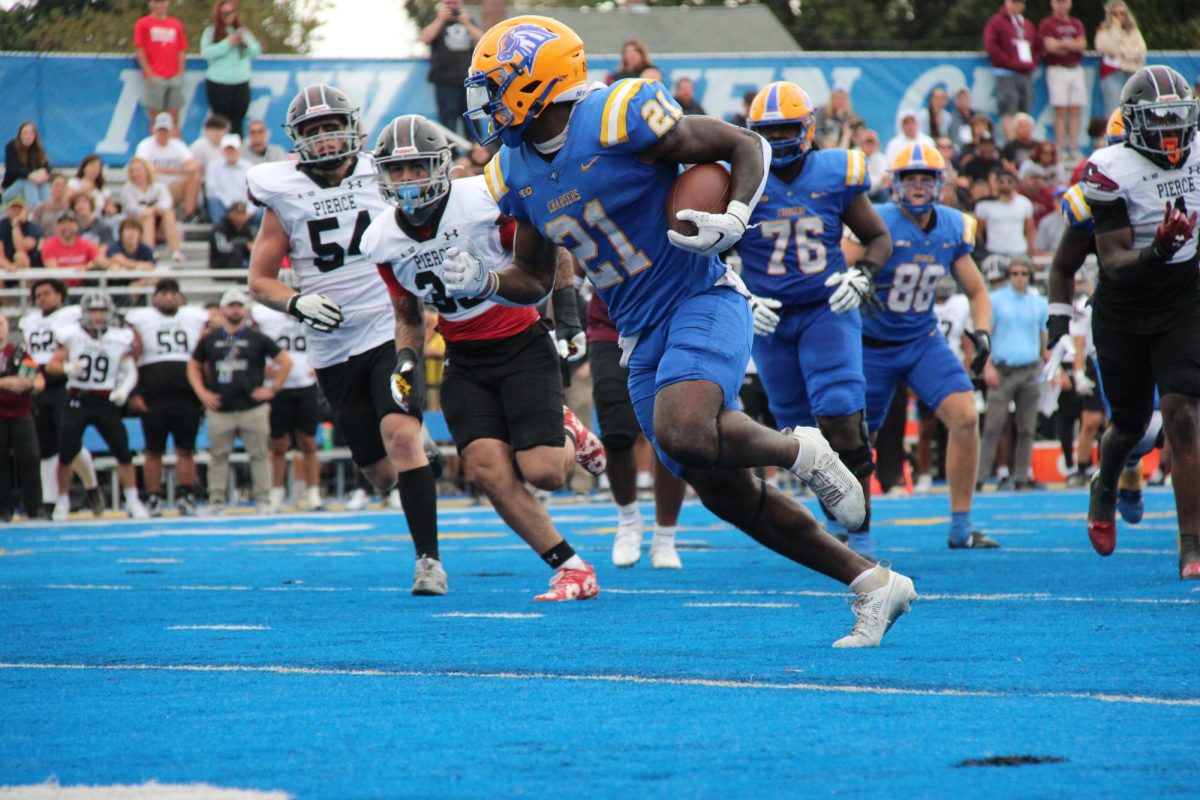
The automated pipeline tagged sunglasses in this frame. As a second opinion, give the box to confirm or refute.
[1010,271,1031,277]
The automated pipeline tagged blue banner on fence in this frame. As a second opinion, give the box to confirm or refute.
[1,50,1196,167]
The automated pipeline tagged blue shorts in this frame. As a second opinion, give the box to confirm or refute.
[863,331,973,433]
[627,286,752,476]
[752,303,865,429]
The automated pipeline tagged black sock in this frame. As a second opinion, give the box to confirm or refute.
[398,465,439,559]
[540,540,576,569]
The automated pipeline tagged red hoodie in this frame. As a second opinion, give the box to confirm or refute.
[983,8,1040,74]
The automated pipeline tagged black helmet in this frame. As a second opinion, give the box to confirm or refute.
[283,84,362,168]
[80,291,115,336]
[373,115,454,225]
[1120,66,1198,170]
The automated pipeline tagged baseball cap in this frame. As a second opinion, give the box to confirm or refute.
[6,196,26,208]
[56,210,78,224]
[220,133,242,150]
[153,112,173,131]
[979,131,994,142]
[220,288,250,306]
[900,108,918,121]
[154,278,181,294]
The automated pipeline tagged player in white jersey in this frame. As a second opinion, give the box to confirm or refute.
[125,279,209,516]
[17,278,103,517]
[251,281,324,513]
[361,114,606,601]
[45,292,148,520]
[246,85,443,595]
[1079,65,1200,578]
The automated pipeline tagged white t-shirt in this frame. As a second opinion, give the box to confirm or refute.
[975,194,1034,256]
[135,136,195,188]
[251,305,316,389]
[118,181,173,213]
[190,136,224,173]
[205,158,253,209]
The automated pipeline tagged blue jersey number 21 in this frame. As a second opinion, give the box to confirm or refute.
[546,200,651,288]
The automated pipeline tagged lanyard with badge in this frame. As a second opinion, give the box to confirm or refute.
[1013,16,1033,65]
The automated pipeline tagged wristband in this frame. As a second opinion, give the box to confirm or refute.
[725,200,752,228]
[1047,302,1075,317]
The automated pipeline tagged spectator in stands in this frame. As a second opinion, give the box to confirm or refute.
[885,109,935,165]
[859,129,890,202]
[0,315,41,521]
[815,85,862,150]
[639,66,664,83]
[40,212,104,282]
[1034,184,1069,256]
[977,254,1047,490]
[204,134,253,225]
[1000,112,1040,173]
[189,114,231,174]
[984,0,1040,143]
[208,201,256,269]
[725,90,758,129]
[119,156,184,263]
[203,301,221,335]
[68,155,119,225]
[672,77,706,116]
[935,135,959,171]
[419,0,482,137]
[188,289,292,512]
[969,176,994,210]
[1030,140,1066,185]
[133,0,188,135]
[104,218,158,289]
[608,39,653,84]
[31,175,71,233]
[1017,160,1056,225]
[916,87,951,141]
[136,113,202,222]
[2,122,52,208]
[960,131,1003,184]
[1,197,40,272]
[946,87,978,148]
[242,119,286,166]
[71,194,112,248]
[201,1,260,136]
[1095,1,1146,113]
[1040,0,1087,160]
[974,166,1035,257]
[453,142,493,178]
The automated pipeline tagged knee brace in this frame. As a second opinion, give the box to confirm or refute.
[819,414,875,479]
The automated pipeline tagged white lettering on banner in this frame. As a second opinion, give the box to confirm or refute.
[696,67,776,122]
[95,68,203,155]
[779,67,831,103]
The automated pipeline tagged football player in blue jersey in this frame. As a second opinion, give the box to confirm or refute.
[444,16,918,644]
[852,143,998,550]
[734,81,892,557]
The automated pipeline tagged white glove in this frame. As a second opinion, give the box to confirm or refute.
[63,358,85,379]
[110,388,129,406]
[556,331,587,362]
[442,246,497,299]
[824,267,873,314]
[1039,335,1072,384]
[749,294,782,336]
[286,293,343,333]
[667,201,751,258]
[1073,368,1096,396]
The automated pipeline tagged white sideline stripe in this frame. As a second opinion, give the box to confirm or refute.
[0,780,290,799]
[687,602,799,608]
[1,662,1196,708]
[118,558,182,564]
[167,625,271,631]
[432,618,544,623]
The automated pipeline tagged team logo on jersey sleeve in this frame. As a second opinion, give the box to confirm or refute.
[1080,162,1120,192]
[497,24,559,71]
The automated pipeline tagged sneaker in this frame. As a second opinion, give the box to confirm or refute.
[1087,471,1118,556]
[563,406,607,477]
[1181,558,1200,580]
[86,487,105,516]
[784,427,865,531]
[266,487,285,514]
[1066,471,1090,488]
[171,250,185,264]
[948,531,1000,549]
[1012,479,1044,491]
[205,502,226,516]
[612,521,643,568]
[303,487,324,511]
[913,474,933,494]
[996,475,1013,491]
[145,493,163,518]
[176,493,197,517]
[51,495,70,521]
[346,488,370,511]
[127,497,149,520]
[386,489,402,510]
[650,539,682,569]
[534,562,599,602]
[832,565,918,648]
[1117,488,1145,525]
[411,555,448,596]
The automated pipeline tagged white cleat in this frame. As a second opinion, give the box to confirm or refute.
[266,487,285,514]
[832,565,918,648]
[913,474,933,494]
[303,487,324,511]
[785,427,866,531]
[386,489,403,510]
[649,540,682,570]
[51,495,70,521]
[411,555,448,596]
[127,498,150,520]
[345,488,369,510]
[612,522,643,568]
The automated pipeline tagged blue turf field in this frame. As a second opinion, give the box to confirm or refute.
[2,488,1198,798]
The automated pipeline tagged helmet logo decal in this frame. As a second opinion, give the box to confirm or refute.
[497,24,559,72]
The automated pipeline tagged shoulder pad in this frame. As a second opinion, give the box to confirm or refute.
[1060,184,1093,227]
[843,148,869,188]
[958,210,979,245]
[483,152,510,203]
[599,79,683,149]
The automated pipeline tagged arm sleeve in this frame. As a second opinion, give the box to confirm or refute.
[375,264,409,298]
[200,27,231,59]
[598,79,684,153]
[1088,196,1132,235]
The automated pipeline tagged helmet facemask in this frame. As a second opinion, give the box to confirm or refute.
[751,118,814,168]
[375,150,453,225]
[80,293,114,337]
[893,169,943,216]
[1125,99,1198,167]
[464,64,559,148]
[286,111,361,169]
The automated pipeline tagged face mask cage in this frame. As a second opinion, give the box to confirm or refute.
[464,65,560,148]
[1126,100,1198,165]
[893,170,943,215]
[286,111,361,166]
[374,150,453,220]
[749,117,814,167]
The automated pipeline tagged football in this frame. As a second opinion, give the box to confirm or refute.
[666,163,732,238]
